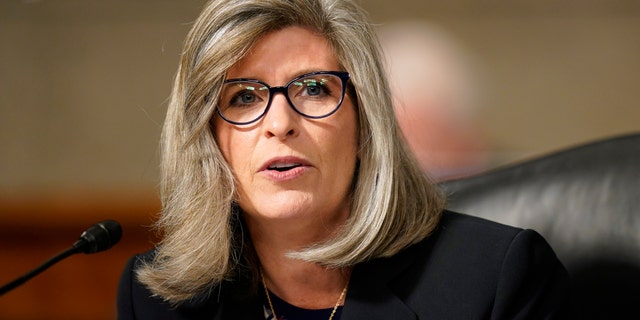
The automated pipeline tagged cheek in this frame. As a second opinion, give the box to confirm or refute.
[213,122,256,186]
[329,107,359,173]
[213,121,231,160]
[213,120,245,172]
[343,103,360,151]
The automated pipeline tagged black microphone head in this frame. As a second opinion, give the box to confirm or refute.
[75,220,122,254]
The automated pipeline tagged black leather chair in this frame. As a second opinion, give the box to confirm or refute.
[440,133,640,319]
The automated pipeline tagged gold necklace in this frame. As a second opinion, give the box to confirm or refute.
[260,269,349,320]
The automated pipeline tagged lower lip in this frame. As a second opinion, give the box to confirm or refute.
[261,166,309,182]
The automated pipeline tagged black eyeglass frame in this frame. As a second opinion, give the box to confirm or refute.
[216,71,351,126]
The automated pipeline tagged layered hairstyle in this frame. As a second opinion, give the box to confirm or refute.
[137,0,445,304]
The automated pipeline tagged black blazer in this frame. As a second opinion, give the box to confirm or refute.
[117,211,571,319]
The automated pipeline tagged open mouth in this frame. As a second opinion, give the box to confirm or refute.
[268,163,302,172]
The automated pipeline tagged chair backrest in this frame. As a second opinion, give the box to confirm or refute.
[440,133,640,319]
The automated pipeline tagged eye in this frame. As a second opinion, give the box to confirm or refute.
[233,91,257,104]
[304,84,323,96]
[223,84,268,108]
[293,78,331,98]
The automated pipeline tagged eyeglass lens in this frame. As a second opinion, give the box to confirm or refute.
[217,72,346,125]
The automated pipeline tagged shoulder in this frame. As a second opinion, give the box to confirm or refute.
[430,211,570,317]
[396,210,549,281]
[350,210,570,319]
[438,208,521,237]
[416,210,567,281]
[434,209,549,253]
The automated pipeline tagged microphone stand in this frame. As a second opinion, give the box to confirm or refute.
[0,220,121,296]
[0,245,81,295]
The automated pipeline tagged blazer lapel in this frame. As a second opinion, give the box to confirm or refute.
[340,243,424,320]
[342,285,417,320]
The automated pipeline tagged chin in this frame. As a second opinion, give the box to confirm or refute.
[257,202,312,221]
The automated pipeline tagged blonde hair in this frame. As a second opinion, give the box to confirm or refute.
[137,0,445,304]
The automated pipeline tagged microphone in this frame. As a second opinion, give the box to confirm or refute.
[73,219,122,254]
[0,219,122,296]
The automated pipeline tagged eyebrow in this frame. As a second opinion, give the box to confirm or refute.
[224,69,333,84]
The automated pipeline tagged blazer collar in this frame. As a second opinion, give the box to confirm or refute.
[341,239,430,320]
[208,237,431,320]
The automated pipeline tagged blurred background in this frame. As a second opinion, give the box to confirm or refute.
[0,0,638,318]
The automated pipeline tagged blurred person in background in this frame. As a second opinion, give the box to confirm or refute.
[378,21,489,180]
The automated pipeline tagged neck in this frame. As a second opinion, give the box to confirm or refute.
[245,214,351,309]
[260,260,351,309]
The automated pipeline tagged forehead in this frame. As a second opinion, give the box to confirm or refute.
[226,26,340,81]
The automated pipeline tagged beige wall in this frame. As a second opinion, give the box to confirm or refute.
[1,0,639,192]
[0,1,207,194]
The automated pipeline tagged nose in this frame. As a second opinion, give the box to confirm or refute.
[262,91,299,140]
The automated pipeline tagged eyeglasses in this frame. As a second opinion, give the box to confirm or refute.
[216,71,350,126]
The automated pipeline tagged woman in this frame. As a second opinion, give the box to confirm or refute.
[118,0,570,319]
